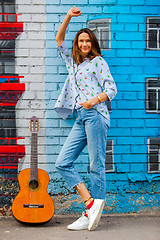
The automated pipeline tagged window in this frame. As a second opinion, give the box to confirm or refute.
[0,60,15,74]
[0,2,15,17]
[0,40,15,57]
[146,78,160,114]
[146,17,160,50]
[0,106,16,142]
[105,139,114,172]
[87,18,111,50]
[148,138,160,173]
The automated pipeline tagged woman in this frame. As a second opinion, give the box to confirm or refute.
[55,6,117,231]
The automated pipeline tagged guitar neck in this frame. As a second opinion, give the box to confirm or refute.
[30,132,38,181]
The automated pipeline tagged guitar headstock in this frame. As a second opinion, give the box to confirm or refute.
[29,116,39,133]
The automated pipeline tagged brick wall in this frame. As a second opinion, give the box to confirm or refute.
[45,0,160,214]
[0,0,160,216]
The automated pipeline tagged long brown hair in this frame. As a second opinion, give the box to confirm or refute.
[72,28,102,65]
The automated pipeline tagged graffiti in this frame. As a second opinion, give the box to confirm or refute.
[0,1,25,181]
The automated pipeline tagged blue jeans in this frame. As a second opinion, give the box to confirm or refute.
[55,107,109,199]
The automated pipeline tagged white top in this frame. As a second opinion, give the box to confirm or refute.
[54,41,117,125]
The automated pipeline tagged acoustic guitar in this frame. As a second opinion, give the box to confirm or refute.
[12,116,54,223]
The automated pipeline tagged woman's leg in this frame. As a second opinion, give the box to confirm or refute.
[75,182,93,206]
[63,108,108,231]
[84,109,109,200]
[55,118,90,197]
[57,108,108,200]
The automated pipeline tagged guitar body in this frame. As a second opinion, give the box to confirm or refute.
[12,168,55,223]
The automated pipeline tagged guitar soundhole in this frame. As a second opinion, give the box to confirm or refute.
[29,180,39,190]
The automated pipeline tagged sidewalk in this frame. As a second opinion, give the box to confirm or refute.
[0,214,159,240]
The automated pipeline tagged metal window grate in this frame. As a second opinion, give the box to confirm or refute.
[146,17,160,50]
[147,138,160,173]
[87,18,111,50]
[146,78,160,114]
[105,139,114,172]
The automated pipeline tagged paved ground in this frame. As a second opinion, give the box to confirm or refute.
[0,214,159,240]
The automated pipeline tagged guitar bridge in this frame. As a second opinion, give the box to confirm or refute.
[23,204,44,208]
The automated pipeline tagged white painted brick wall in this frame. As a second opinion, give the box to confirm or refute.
[15,0,47,171]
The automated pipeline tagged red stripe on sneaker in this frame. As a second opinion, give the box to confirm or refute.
[87,200,94,209]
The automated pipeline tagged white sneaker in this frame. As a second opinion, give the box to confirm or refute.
[88,199,105,231]
[67,213,89,231]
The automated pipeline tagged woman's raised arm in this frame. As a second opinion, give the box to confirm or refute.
[55,6,82,47]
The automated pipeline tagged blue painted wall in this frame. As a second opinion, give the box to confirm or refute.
[45,0,160,214]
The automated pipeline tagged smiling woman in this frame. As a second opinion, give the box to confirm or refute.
[72,27,102,65]
[54,6,117,231]
[78,32,92,55]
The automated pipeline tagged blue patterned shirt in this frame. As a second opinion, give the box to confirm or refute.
[54,41,117,125]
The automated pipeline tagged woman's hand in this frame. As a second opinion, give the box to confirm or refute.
[79,100,94,109]
[55,6,82,46]
[78,93,109,109]
[67,6,82,18]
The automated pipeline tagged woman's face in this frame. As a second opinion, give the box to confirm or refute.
[78,32,92,55]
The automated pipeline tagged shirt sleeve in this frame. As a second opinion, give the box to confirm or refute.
[95,57,117,101]
[58,41,74,71]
